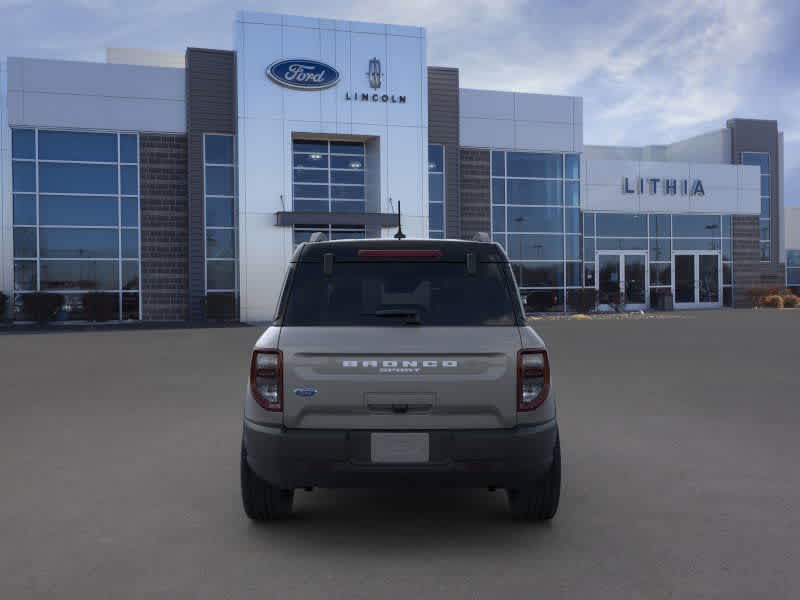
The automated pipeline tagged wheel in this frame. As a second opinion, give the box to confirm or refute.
[507,436,561,521]
[240,442,294,521]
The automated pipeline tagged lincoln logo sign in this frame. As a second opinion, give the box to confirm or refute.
[623,177,705,196]
[266,59,340,90]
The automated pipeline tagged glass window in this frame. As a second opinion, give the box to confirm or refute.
[331,170,364,185]
[294,184,329,199]
[429,173,444,204]
[294,153,329,168]
[294,168,328,184]
[13,194,36,225]
[760,242,770,261]
[40,260,119,290]
[584,262,595,287]
[721,215,732,237]
[120,135,138,163]
[759,219,770,241]
[506,234,564,261]
[40,195,118,226]
[565,262,581,287]
[649,238,671,261]
[507,180,562,205]
[13,228,37,258]
[207,260,236,290]
[565,235,581,260]
[492,179,505,205]
[595,213,647,237]
[492,207,505,232]
[12,161,36,192]
[122,293,139,321]
[206,229,236,258]
[722,238,732,262]
[205,135,234,164]
[332,185,364,200]
[331,156,363,170]
[39,228,118,258]
[294,199,329,212]
[121,165,138,195]
[650,264,671,286]
[565,154,580,180]
[649,214,671,237]
[121,198,139,227]
[428,145,444,172]
[596,238,647,251]
[39,163,118,194]
[206,197,234,227]
[523,289,564,313]
[332,200,366,213]
[206,166,235,196]
[760,175,770,197]
[429,203,444,231]
[723,287,732,307]
[583,238,594,262]
[122,261,139,290]
[787,251,800,268]
[723,263,732,285]
[673,214,720,237]
[14,261,37,291]
[519,262,564,287]
[293,140,328,154]
[741,152,769,174]
[12,129,35,159]
[565,181,580,206]
[583,213,595,237]
[38,130,117,162]
[673,238,721,251]
[491,151,505,177]
[761,197,770,218]
[331,228,366,240]
[507,152,562,178]
[330,141,364,155]
[787,267,800,285]
[507,206,563,233]
[565,208,580,233]
[121,229,139,258]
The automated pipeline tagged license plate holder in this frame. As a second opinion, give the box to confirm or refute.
[370,432,430,463]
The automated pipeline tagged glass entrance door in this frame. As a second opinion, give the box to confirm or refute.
[673,252,721,308]
[596,252,648,310]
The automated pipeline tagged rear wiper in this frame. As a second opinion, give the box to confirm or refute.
[365,309,421,325]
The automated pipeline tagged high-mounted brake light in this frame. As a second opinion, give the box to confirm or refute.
[357,249,443,259]
[517,349,550,411]
[250,350,283,411]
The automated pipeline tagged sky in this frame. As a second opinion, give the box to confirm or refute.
[1,0,798,205]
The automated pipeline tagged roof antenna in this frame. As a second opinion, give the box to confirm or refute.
[393,200,406,240]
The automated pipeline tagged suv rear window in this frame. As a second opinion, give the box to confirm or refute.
[279,260,521,326]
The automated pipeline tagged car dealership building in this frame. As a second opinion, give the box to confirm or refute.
[0,11,793,322]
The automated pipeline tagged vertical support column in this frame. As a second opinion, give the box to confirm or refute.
[427,67,460,239]
[459,148,490,240]
[186,48,237,321]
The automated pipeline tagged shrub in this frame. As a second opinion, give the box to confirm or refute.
[83,292,118,322]
[762,295,784,309]
[782,294,799,308]
[0,292,7,322]
[21,293,65,324]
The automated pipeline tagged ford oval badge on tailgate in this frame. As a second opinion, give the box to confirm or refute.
[294,387,317,397]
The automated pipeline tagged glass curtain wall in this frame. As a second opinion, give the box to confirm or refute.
[741,152,770,261]
[11,128,141,320]
[204,134,238,316]
[491,150,581,311]
[583,212,734,307]
[291,139,366,243]
[428,144,444,238]
[787,250,800,291]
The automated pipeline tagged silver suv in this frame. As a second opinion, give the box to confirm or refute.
[241,238,561,520]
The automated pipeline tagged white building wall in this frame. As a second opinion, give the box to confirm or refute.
[582,158,760,215]
[106,48,186,69]
[586,129,731,165]
[7,57,185,132]
[459,89,582,152]
[785,206,800,250]
[235,11,429,322]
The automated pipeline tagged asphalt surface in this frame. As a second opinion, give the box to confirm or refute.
[1,309,799,599]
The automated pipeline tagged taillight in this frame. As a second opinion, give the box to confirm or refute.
[250,350,282,411]
[517,349,550,411]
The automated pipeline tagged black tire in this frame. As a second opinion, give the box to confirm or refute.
[241,443,294,521]
[507,436,561,521]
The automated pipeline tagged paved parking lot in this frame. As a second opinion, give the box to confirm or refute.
[1,309,799,599]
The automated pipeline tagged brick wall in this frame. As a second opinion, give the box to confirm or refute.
[459,149,490,239]
[732,216,760,307]
[139,134,189,321]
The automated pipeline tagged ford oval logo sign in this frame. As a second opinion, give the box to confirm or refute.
[267,59,340,90]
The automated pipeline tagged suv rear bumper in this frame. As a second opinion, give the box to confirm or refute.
[243,419,558,489]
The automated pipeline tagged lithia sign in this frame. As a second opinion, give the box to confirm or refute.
[623,177,705,196]
[266,57,406,103]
